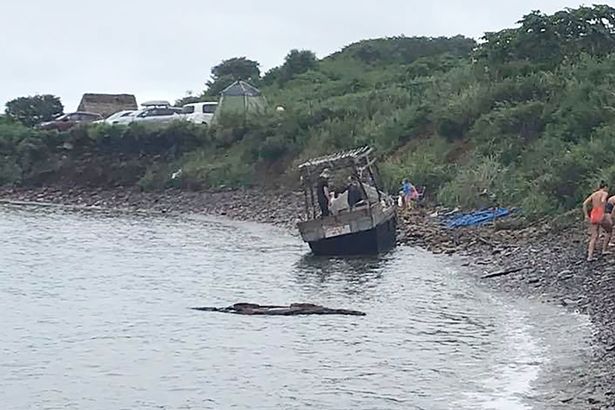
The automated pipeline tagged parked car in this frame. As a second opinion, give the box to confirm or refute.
[182,102,218,125]
[96,110,136,125]
[132,106,183,124]
[36,111,103,131]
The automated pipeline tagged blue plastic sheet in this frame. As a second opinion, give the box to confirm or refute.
[444,207,511,228]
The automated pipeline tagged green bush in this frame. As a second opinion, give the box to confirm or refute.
[178,147,254,190]
[137,162,173,191]
[438,156,506,208]
[0,157,22,185]
[380,137,454,194]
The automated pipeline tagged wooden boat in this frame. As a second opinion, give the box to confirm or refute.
[296,146,397,256]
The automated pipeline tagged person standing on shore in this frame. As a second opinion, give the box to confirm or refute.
[401,178,418,209]
[602,195,615,253]
[583,181,610,261]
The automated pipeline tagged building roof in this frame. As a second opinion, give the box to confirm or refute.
[77,93,138,118]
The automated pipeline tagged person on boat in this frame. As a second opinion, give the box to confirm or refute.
[329,191,344,215]
[582,181,610,261]
[401,178,418,208]
[316,168,332,217]
[347,175,364,208]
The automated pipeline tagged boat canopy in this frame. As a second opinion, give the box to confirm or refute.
[298,146,375,184]
[297,146,390,220]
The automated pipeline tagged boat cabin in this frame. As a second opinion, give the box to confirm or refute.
[296,146,397,255]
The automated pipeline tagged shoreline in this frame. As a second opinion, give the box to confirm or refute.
[1,186,614,408]
[0,186,306,229]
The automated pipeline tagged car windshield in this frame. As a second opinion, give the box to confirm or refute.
[79,113,100,121]
[182,106,195,114]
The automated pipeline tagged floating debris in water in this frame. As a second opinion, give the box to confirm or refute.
[191,303,366,316]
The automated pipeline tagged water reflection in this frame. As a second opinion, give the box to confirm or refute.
[293,253,388,295]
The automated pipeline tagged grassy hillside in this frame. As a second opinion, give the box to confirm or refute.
[3,5,615,218]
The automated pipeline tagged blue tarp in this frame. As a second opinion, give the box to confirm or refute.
[443,207,511,228]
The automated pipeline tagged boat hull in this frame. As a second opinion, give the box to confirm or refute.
[308,215,397,256]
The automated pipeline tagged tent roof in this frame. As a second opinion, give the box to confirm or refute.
[220,80,262,97]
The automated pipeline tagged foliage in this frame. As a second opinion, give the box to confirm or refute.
[179,147,254,189]
[263,49,318,86]
[336,35,476,65]
[379,137,454,195]
[475,5,615,70]
[5,94,64,127]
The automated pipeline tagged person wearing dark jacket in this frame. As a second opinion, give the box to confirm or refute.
[316,168,332,217]
[346,175,364,208]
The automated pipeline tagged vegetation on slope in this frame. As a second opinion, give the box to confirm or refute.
[3,5,615,218]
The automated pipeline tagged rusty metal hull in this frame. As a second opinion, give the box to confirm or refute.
[308,214,396,255]
[298,205,397,255]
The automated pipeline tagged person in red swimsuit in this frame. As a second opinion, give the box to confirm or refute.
[582,181,609,261]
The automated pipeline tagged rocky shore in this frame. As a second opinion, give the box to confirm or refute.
[1,186,614,408]
[399,208,615,409]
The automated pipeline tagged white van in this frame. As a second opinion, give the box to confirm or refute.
[182,102,218,125]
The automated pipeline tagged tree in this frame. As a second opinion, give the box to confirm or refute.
[279,49,318,84]
[205,57,260,96]
[342,35,476,65]
[261,66,283,86]
[261,49,318,86]
[211,57,260,81]
[5,94,64,127]
[475,5,615,69]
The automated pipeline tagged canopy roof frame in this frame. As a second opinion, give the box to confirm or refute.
[298,146,374,184]
[298,146,387,220]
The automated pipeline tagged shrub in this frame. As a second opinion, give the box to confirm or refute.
[380,137,454,194]
[137,162,174,191]
[438,156,503,208]
[0,157,22,185]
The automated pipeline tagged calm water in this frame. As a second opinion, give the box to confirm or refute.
[0,204,591,409]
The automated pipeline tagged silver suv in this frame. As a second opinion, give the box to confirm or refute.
[132,106,183,124]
